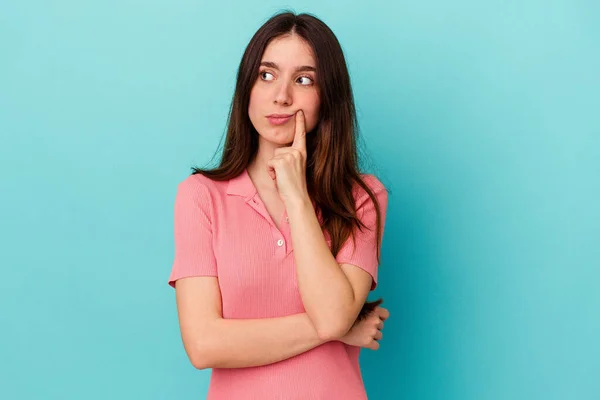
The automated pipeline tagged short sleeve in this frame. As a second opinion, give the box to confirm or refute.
[168,176,218,289]
[335,175,389,291]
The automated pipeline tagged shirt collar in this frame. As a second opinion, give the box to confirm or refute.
[226,167,257,200]
[226,166,319,211]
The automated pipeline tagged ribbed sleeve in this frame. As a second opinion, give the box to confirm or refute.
[168,176,218,288]
[335,175,389,291]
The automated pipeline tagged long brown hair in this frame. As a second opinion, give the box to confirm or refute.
[192,11,386,322]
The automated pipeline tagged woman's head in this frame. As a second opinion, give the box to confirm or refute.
[220,11,359,173]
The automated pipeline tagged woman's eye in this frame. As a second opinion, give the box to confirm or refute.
[260,71,274,81]
[298,76,314,85]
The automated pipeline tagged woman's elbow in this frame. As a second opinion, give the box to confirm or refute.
[191,358,211,370]
[316,320,348,342]
[187,340,215,370]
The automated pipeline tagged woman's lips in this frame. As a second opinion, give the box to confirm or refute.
[267,115,293,125]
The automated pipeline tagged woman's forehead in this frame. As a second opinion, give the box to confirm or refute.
[262,35,316,68]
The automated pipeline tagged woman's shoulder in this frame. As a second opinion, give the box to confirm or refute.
[356,173,387,197]
[347,173,388,211]
[176,172,223,193]
[174,173,228,207]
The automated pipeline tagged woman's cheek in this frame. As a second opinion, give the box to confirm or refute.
[308,107,320,131]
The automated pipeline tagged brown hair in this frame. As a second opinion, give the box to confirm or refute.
[192,11,386,322]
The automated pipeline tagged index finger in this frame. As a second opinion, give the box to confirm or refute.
[292,109,306,152]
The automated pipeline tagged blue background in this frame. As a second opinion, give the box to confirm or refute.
[1,1,598,399]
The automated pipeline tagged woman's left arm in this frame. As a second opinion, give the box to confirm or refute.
[287,198,374,341]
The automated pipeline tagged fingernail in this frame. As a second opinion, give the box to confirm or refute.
[298,110,303,117]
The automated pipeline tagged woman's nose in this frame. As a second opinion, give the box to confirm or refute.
[274,80,292,105]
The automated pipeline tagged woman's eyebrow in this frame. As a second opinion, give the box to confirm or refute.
[260,61,316,73]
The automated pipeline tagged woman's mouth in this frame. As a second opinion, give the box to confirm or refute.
[266,115,293,125]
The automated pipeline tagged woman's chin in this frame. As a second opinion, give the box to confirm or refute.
[260,128,294,145]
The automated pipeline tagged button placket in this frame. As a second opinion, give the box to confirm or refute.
[247,195,292,256]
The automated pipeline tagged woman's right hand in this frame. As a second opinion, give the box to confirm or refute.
[339,306,390,350]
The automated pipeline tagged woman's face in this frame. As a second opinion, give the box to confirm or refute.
[248,34,320,145]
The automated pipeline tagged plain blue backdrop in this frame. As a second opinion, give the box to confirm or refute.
[1,1,598,399]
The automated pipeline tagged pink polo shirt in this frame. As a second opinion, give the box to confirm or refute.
[168,167,388,400]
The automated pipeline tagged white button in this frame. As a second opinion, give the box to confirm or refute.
[277,239,284,247]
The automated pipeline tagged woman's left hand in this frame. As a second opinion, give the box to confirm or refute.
[266,110,310,206]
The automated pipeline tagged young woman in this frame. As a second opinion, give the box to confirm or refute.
[168,11,390,400]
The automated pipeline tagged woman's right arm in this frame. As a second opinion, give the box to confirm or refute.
[174,275,330,370]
